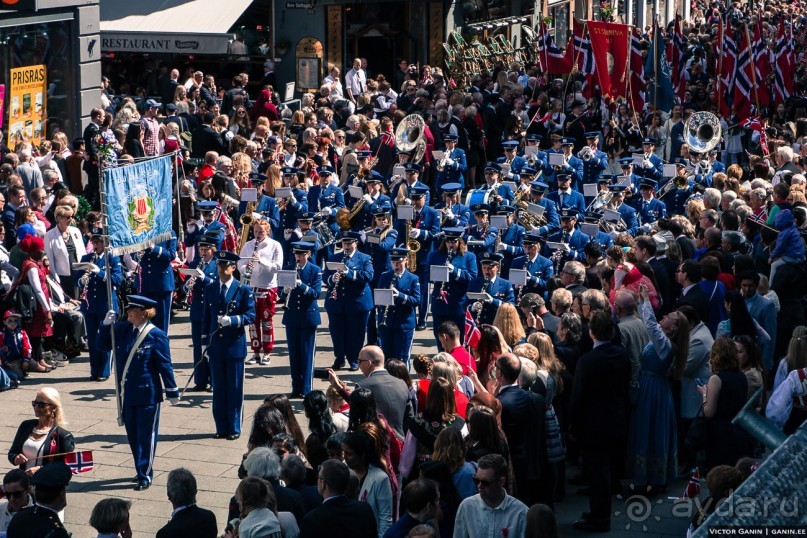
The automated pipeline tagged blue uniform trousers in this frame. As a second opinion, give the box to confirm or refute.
[210,359,245,435]
[122,404,160,483]
[85,313,111,378]
[367,308,379,345]
[191,323,212,388]
[416,267,430,326]
[287,326,316,395]
[329,310,370,369]
[378,326,415,366]
[431,314,465,352]
[144,290,172,334]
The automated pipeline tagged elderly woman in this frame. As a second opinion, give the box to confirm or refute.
[233,476,283,538]
[8,387,75,474]
[89,498,132,538]
[44,205,86,299]
[18,235,55,369]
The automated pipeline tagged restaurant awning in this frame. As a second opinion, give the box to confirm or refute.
[100,0,254,55]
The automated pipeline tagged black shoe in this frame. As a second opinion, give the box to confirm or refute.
[331,362,344,371]
[129,476,139,483]
[572,519,610,532]
[89,375,98,381]
[97,377,109,382]
[134,480,150,491]
[190,384,208,392]
[214,433,227,439]
[287,392,303,399]
[348,365,359,372]
[416,324,426,331]
[206,385,213,393]
[227,434,240,441]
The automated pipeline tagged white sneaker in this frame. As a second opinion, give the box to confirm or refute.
[246,354,259,365]
[260,355,271,366]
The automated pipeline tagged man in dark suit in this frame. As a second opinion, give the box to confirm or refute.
[634,235,672,314]
[7,462,71,538]
[300,459,377,538]
[674,259,709,325]
[352,345,410,441]
[191,112,227,159]
[156,468,217,538]
[496,353,548,508]
[570,311,631,532]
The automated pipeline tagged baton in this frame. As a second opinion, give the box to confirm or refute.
[180,326,222,399]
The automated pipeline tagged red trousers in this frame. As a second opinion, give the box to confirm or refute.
[249,288,277,354]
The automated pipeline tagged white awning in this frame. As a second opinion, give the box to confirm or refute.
[100,0,254,55]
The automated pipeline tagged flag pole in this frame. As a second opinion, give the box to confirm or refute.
[173,151,184,262]
[745,22,761,114]
[653,18,659,112]
[98,155,123,427]
[716,18,723,115]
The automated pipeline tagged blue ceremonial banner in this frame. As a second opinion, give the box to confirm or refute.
[103,155,174,256]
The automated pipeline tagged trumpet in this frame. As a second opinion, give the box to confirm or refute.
[578,146,594,162]
[436,155,449,172]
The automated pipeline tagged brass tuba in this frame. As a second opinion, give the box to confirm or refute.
[395,113,427,163]
[684,111,722,154]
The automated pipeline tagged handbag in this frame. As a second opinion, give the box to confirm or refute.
[685,404,709,452]
[398,431,417,480]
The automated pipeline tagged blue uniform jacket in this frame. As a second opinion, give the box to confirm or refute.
[136,234,177,293]
[187,257,219,322]
[97,322,178,407]
[377,270,421,330]
[201,279,256,360]
[238,195,281,234]
[307,184,345,213]
[589,230,615,251]
[434,202,471,228]
[186,221,225,249]
[545,190,586,215]
[542,228,591,263]
[435,148,467,190]
[562,155,585,190]
[324,250,374,313]
[498,224,526,270]
[395,206,440,266]
[464,225,499,257]
[77,253,123,315]
[496,156,527,179]
[614,203,639,236]
[391,180,430,207]
[282,262,322,328]
[359,194,392,228]
[280,189,309,229]
[633,197,667,225]
[425,250,478,318]
[532,198,560,236]
[511,254,554,295]
[481,183,515,205]
[465,276,515,324]
[363,228,398,286]
[634,154,663,182]
[581,150,609,186]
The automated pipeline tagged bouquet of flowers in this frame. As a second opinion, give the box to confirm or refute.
[600,0,615,21]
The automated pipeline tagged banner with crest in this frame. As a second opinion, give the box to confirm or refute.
[103,155,173,256]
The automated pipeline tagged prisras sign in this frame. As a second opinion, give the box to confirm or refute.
[0,0,37,10]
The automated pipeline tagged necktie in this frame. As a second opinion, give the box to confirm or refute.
[560,192,565,207]
[130,327,140,349]
[219,284,227,307]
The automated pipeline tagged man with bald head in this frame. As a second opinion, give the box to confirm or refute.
[354,345,410,441]
[496,353,549,507]
[615,290,649,402]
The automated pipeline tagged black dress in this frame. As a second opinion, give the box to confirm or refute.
[706,369,751,469]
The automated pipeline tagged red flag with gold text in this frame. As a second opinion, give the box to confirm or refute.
[587,21,631,101]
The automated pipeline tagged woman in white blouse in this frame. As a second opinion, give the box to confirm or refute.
[44,205,86,300]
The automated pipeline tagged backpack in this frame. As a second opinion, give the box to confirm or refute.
[0,278,36,324]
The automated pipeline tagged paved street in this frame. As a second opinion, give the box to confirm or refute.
[0,306,692,537]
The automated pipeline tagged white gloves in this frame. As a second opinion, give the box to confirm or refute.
[295,278,303,287]
[359,230,367,242]
[217,315,231,327]
[283,229,293,240]
[168,398,180,406]
[445,158,455,166]
[102,310,116,326]
[187,222,197,233]
[196,267,205,277]
[446,262,455,272]
[404,198,412,206]
[362,194,373,204]
[483,294,493,303]
[322,206,333,216]
[88,264,100,274]
[329,176,340,187]
[392,287,400,297]
[496,242,507,252]
[409,229,420,239]
[201,345,208,356]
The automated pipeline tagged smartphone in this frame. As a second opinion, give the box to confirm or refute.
[313,368,330,380]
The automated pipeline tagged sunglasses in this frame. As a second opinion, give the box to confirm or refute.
[31,400,51,408]
[472,476,495,487]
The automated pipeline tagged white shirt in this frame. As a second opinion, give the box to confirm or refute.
[0,496,34,531]
[345,68,367,98]
[324,75,344,99]
[237,236,283,289]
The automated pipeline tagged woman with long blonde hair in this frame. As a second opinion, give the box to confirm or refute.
[773,326,807,390]
[492,303,526,348]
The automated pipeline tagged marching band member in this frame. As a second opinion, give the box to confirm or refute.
[203,251,256,441]
[186,201,227,257]
[359,173,392,227]
[279,166,309,258]
[130,231,177,334]
[522,133,547,171]
[480,162,514,207]
[98,295,179,491]
[364,208,398,345]
[434,182,471,229]
[633,137,664,182]
[606,185,639,236]
[185,230,221,392]
[376,247,421,365]
[580,132,609,190]
[665,158,695,217]
[542,208,591,265]
[542,134,564,187]
[494,205,525,279]
[497,140,526,179]
[527,181,560,236]
[325,231,373,371]
[581,212,615,251]
[546,173,586,214]
[238,218,283,365]
[435,133,467,191]
[240,173,281,237]
[555,137,584,191]
[399,185,439,331]
[282,242,322,398]
[510,232,554,297]
[464,204,499,269]
[307,165,345,220]
[633,179,667,232]
[391,162,430,206]
[78,227,123,382]
[426,228,478,349]
[618,158,642,197]
[466,252,515,325]
[516,168,539,195]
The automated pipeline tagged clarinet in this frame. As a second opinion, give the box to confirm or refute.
[330,254,347,300]
[439,249,455,300]
[79,253,98,303]
[285,263,303,308]
[472,277,489,319]
[379,274,398,329]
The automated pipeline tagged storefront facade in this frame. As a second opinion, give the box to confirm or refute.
[0,0,101,148]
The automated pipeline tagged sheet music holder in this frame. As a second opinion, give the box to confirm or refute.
[373,289,394,306]
[277,270,297,288]
[429,265,450,282]
[509,269,528,286]
[241,188,258,202]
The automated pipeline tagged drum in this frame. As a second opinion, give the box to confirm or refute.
[464,189,491,207]
[313,220,336,247]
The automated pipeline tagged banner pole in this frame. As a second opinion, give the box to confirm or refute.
[174,151,184,260]
[99,155,123,427]
[745,22,761,114]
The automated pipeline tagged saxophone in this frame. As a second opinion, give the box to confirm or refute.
[239,200,256,252]
[405,218,421,269]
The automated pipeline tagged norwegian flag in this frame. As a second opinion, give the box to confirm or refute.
[742,115,769,156]
[751,18,771,107]
[629,27,646,113]
[733,28,755,120]
[64,450,94,474]
[380,130,395,148]
[536,21,573,74]
[464,308,481,349]
[683,468,701,499]
[714,15,736,117]
[566,18,596,97]
[773,19,794,104]
[667,18,686,101]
